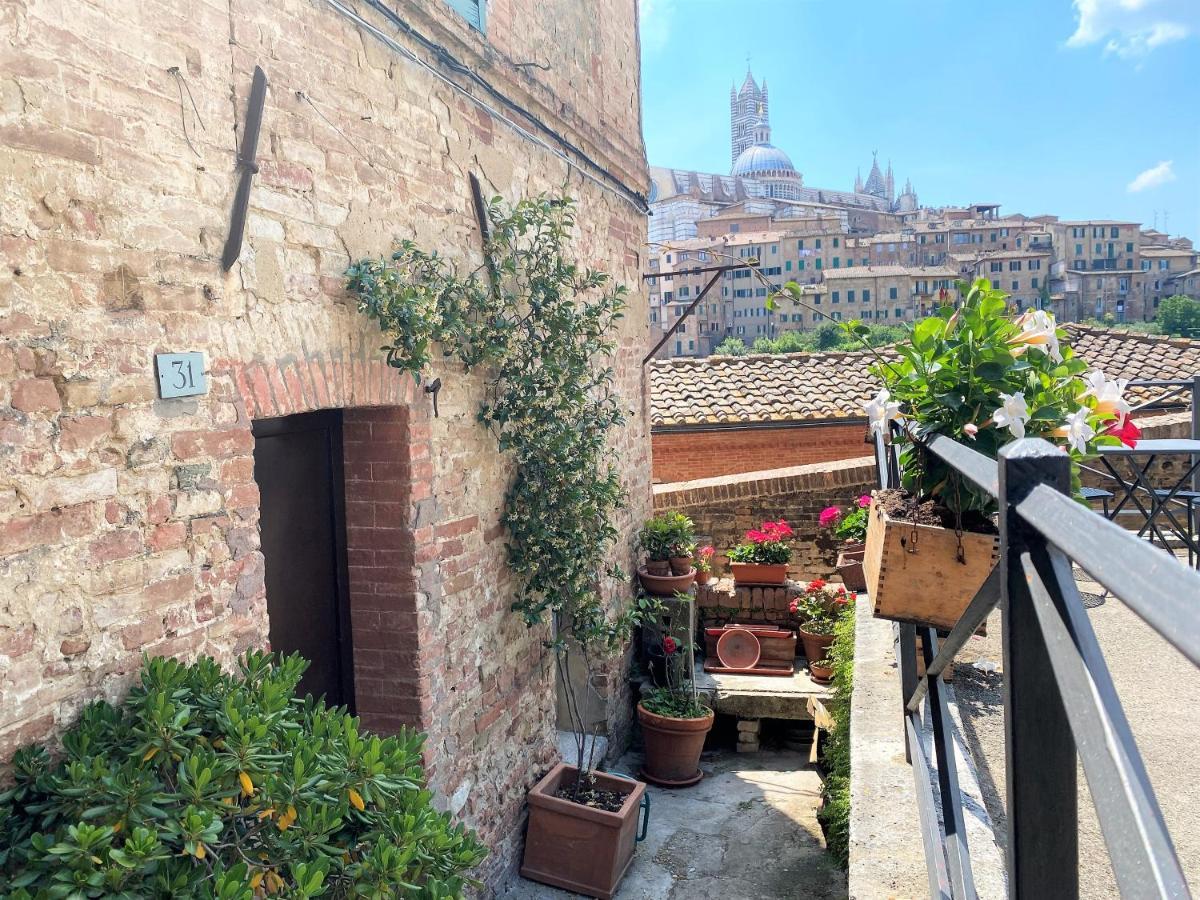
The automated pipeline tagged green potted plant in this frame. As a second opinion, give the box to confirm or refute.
[809,657,834,685]
[727,519,793,585]
[790,580,853,667]
[637,513,696,594]
[638,636,714,788]
[820,497,871,591]
[861,279,1135,628]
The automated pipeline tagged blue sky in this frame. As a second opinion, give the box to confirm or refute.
[639,0,1200,239]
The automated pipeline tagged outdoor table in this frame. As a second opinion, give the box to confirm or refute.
[1097,439,1200,567]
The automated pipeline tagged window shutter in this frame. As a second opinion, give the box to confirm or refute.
[444,0,484,30]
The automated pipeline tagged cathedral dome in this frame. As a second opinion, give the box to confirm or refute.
[731,142,796,178]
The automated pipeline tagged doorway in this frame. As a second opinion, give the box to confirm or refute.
[252,410,355,709]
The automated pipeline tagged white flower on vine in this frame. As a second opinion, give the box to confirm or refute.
[1009,310,1062,363]
[992,391,1030,440]
[1062,407,1096,454]
[1081,370,1131,423]
[864,388,903,438]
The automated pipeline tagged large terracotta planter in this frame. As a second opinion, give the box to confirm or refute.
[521,762,645,899]
[643,558,671,577]
[637,703,714,787]
[797,626,835,664]
[637,566,695,596]
[863,497,999,631]
[729,562,788,585]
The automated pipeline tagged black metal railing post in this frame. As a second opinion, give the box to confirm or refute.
[1191,373,1200,493]
[998,439,1078,898]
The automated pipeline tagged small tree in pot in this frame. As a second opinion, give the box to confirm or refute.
[638,633,713,788]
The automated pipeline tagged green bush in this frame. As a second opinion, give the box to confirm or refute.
[1157,295,1200,337]
[0,653,486,898]
[817,601,854,867]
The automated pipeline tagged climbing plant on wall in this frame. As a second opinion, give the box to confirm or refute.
[346,194,650,754]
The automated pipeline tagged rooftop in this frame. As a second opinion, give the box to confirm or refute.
[650,325,1200,428]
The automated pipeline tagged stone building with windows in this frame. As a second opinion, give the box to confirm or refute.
[1,0,650,886]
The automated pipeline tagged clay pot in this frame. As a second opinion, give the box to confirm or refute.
[729,562,788,585]
[798,625,835,665]
[809,660,834,684]
[694,568,711,586]
[638,703,714,787]
[715,628,761,669]
[668,555,692,576]
[835,547,867,592]
[521,762,645,899]
[644,557,671,577]
[637,566,695,596]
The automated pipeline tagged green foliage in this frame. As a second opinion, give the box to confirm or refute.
[817,602,855,868]
[744,323,904,356]
[346,195,646,660]
[640,686,709,720]
[713,337,749,356]
[637,513,694,561]
[1157,295,1200,337]
[0,653,486,898]
[791,583,853,636]
[873,278,1121,516]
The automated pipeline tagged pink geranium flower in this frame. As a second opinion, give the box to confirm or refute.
[819,507,841,528]
[857,495,871,508]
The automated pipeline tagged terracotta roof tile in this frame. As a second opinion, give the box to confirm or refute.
[649,326,1200,428]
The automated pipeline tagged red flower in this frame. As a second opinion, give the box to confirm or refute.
[663,637,678,655]
[807,579,826,591]
[788,600,799,614]
[1104,416,1141,449]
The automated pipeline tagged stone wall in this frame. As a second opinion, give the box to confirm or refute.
[653,456,877,581]
[0,0,650,888]
[651,421,871,483]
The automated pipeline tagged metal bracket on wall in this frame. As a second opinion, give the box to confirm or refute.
[424,377,442,418]
[221,65,268,271]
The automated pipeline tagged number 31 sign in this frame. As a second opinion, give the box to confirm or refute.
[155,352,207,399]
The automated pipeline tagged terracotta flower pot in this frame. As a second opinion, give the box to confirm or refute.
[521,762,645,899]
[863,497,999,630]
[668,555,692,576]
[637,566,695,596]
[729,562,788,585]
[694,568,711,585]
[644,558,671,577]
[809,660,834,684]
[835,548,867,592]
[797,625,835,665]
[637,703,714,787]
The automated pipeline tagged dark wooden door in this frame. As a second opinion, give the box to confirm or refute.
[252,410,354,710]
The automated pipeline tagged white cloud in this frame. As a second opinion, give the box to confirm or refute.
[639,0,675,55]
[1127,160,1176,192]
[1067,0,1198,58]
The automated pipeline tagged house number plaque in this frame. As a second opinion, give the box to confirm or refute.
[155,352,207,399]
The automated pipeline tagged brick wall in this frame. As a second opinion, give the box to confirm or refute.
[651,422,872,482]
[654,456,878,581]
[1,0,651,888]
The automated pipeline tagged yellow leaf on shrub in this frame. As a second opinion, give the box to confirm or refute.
[194,843,206,860]
[250,871,264,889]
[142,746,158,761]
[348,788,365,811]
[239,771,255,797]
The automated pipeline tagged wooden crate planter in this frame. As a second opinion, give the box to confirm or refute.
[862,498,999,631]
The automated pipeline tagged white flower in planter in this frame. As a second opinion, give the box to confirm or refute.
[1081,370,1132,423]
[992,391,1030,440]
[864,388,903,438]
[1062,407,1097,453]
[1009,310,1062,363]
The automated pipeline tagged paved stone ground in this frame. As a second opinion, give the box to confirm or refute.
[500,746,847,900]
[953,562,1200,897]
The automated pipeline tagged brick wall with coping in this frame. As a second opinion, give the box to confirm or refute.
[651,421,871,483]
[1,0,651,887]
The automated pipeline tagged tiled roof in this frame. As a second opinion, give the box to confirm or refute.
[649,325,1200,428]
[650,348,892,427]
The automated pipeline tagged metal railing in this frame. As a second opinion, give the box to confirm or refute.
[875,427,1200,898]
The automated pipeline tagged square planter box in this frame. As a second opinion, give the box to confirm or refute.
[521,762,645,899]
[863,498,999,631]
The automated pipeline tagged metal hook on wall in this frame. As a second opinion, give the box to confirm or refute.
[424,377,442,417]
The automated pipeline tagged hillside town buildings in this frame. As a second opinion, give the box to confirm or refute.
[648,70,1198,359]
